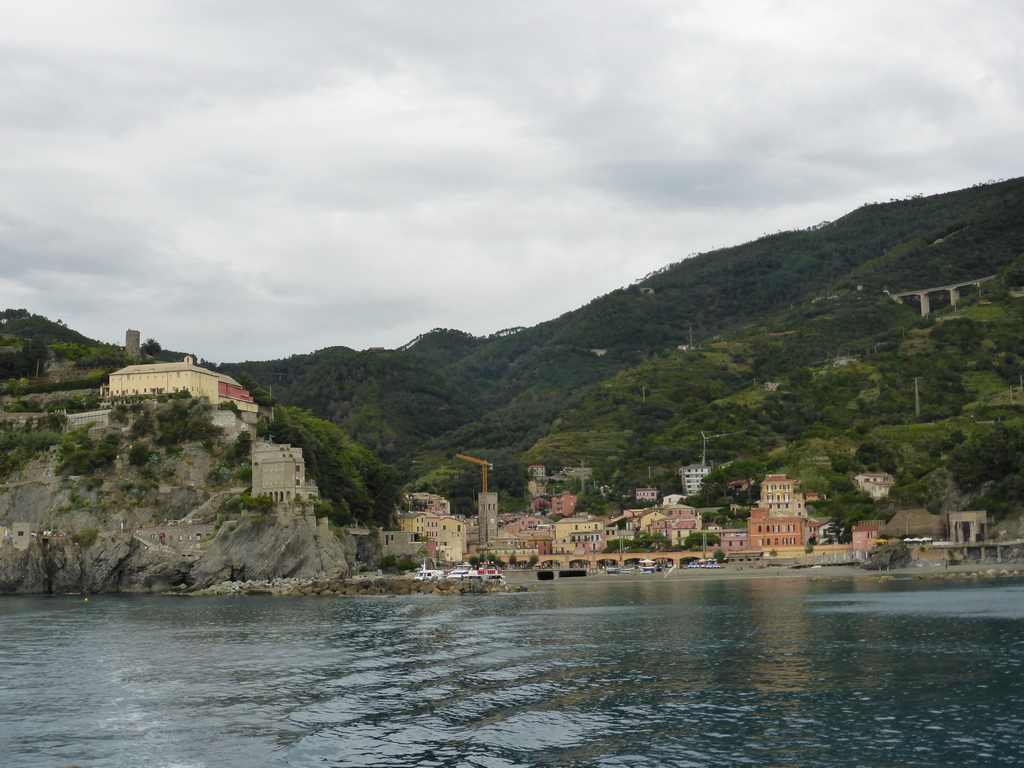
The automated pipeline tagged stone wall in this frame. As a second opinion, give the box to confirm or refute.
[381,530,426,561]
[65,409,111,437]
[211,409,253,440]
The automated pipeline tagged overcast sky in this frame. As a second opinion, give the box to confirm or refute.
[2,1,1022,363]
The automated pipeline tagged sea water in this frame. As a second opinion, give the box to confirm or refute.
[2,576,1023,768]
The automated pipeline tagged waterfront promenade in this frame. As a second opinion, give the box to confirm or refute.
[502,559,1024,586]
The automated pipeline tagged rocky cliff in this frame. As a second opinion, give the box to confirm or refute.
[187,513,355,587]
[0,511,358,594]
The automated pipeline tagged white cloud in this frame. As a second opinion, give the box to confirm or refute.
[0,0,1022,360]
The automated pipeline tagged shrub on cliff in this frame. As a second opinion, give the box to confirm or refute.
[266,405,404,528]
[56,428,120,475]
[71,527,98,548]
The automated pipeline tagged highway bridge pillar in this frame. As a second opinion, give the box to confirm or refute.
[918,292,930,316]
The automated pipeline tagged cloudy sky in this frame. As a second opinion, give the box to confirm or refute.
[2,1,1022,363]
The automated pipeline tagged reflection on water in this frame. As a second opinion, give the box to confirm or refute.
[2,578,1024,767]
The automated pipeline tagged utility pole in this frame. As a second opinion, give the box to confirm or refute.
[914,378,921,418]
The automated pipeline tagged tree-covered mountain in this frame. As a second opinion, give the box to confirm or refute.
[6,176,1024,526]
[214,177,1024,515]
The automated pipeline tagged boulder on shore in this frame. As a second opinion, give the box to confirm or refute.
[860,541,913,571]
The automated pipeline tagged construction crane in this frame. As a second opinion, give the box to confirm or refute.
[456,453,493,494]
[700,430,746,466]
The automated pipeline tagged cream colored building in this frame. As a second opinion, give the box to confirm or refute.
[103,355,258,414]
[552,515,606,555]
[433,516,466,563]
[479,528,545,563]
[853,473,895,500]
[9,522,33,551]
[398,511,466,562]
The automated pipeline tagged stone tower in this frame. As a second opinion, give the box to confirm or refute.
[251,442,320,504]
[477,491,498,549]
[125,329,141,358]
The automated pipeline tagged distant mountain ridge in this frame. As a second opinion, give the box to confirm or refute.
[5,177,1023,525]
[216,177,1024,472]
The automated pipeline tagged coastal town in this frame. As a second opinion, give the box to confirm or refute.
[0,338,1009,586]
[386,464,993,572]
[100,345,988,574]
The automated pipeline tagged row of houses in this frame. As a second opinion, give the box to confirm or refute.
[392,473,985,566]
[397,493,722,564]
[640,469,895,504]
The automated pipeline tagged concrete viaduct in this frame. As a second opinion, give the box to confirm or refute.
[533,552,757,569]
[888,275,996,316]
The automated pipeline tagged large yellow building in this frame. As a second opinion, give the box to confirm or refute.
[398,511,466,563]
[552,515,606,555]
[103,356,258,414]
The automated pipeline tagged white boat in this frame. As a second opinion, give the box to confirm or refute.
[445,567,505,582]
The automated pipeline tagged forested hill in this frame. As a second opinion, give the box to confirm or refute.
[217,177,1024,476]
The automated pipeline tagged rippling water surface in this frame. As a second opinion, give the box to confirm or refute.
[2,576,1024,767]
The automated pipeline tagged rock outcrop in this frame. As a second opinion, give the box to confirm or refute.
[860,540,913,571]
[0,513,356,594]
[188,513,353,588]
[0,532,192,594]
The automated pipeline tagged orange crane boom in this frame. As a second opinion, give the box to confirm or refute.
[455,453,493,494]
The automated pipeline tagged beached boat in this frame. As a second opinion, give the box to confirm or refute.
[413,568,448,582]
[446,567,505,581]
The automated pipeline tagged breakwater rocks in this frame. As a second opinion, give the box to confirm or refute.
[810,568,1024,583]
[188,576,523,597]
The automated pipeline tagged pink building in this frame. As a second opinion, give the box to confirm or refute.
[551,492,578,517]
[714,529,749,552]
[407,493,451,516]
[509,515,545,533]
[661,506,701,523]
[652,517,700,548]
[851,523,880,550]
[635,487,659,501]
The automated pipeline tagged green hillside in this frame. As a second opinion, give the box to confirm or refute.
[4,177,1007,524]
[527,267,1024,526]
[213,178,1024,512]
